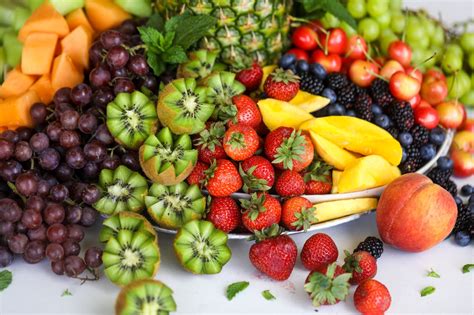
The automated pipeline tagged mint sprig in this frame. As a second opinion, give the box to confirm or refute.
[262,290,276,300]
[0,270,12,292]
[297,0,357,29]
[420,286,435,297]
[61,289,72,297]
[427,269,440,278]
[226,281,249,301]
[462,264,474,273]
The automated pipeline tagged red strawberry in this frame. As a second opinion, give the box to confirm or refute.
[303,160,333,195]
[281,196,316,231]
[241,192,281,231]
[187,161,209,188]
[249,224,297,281]
[354,279,391,314]
[223,124,259,161]
[235,62,263,92]
[263,68,300,101]
[301,233,338,271]
[343,250,377,285]
[264,127,314,172]
[204,159,242,197]
[228,95,262,129]
[239,156,275,192]
[207,197,241,233]
[194,122,227,164]
[275,170,305,197]
[304,262,352,306]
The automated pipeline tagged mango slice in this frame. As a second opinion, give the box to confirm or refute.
[331,170,342,194]
[289,91,330,113]
[309,131,357,170]
[259,65,277,91]
[258,98,313,131]
[312,198,378,223]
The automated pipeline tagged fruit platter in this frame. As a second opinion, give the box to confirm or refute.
[0,0,473,314]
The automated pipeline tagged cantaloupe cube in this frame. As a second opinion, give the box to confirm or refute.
[30,75,55,104]
[61,26,92,70]
[18,2,70,42]
[21,32,58,75]
[66,8,95,36]
[85,0,131,32]
[0,90,40,128]
[51,53,84,90]
[0,68,37,98]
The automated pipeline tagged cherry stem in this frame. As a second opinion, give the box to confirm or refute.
[366,67,387,82]
[411,52,437,73]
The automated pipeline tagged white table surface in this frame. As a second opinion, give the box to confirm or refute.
[1,1,474,314]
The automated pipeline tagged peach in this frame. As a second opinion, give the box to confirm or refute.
[376,173,457,252]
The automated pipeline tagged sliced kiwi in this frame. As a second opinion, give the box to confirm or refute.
[157,78,214,135]
[139,127,198,185]
[173,220,231,274]
[145,182,206,229]
[102,229,160,286]
[99,211,156,244]
[94,165,148,215]
[177,49,219,80]
[115,279,177,315]
[107,91,159,150]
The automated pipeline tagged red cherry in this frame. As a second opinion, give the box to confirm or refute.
[380,59,404,80]
[418,99,432,108]
[420,77,448,105]
[306,20,324,34]
[436,100,464,129]
[389,71,421,101]
[407,93,421,109]
[345,35,367,60]
[388,40,412,67]
[311,50,342,73]
[292,26,318,51]
[349,59,379,87]
[405,66,423,83]
[286,48,309,61]
[425,68,446,82]
[373,56,386,68]
[414,105,439,129]
[319,27,348,55]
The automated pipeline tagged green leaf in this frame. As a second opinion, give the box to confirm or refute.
[146,13,165,31]
[138,26,163,48]
[297,0,357,29]
[226,281,249,300]
[164,12,192,34]
[299,0,323,12]
[146,52,166,76]
[427,269,440,278]
[420,286,435,297]
[0,270,12,292]
[462,264,474,273]
[261,290,276,300]
[162,46,188,64]
[61,289,72,297]
[173,15,217,50]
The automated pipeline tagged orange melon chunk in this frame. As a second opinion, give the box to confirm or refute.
[51,53,84,90]
[30,75,55,104]
[85,0,131,32]
[66,8,95,36]
[0,91,40,128]
[0,68,37,99]
[61,26,92,70]
[21,32,59,75]
[18,2,70,42]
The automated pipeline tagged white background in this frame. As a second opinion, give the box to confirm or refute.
[1,1,473,314]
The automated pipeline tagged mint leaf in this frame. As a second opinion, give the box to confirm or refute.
[138,26,163,49]
[262,290,275,300]
[0,270,12,292]
[173,15,217,50]
[323,0,357,29]
[300,0,323,12]
[420,286,435,297]
[462,264,474,273]
[427,269,440,278]
[61,289,72,297]
[162,46,188,64]
[226,281,249,300]
[165,12,193,34]
[146,53,165,77]
[147,13,165,31]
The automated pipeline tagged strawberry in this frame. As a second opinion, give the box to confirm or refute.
[275,170,305,197]
[241,192,282,231]
[263,68,300,101]
[281,196,316,231]
[235,62,263,92]
[301,233,338,271]
[304,262,352,306]
[223,124,259,161]
[354,279,391,314]
[264,127,314,172]
[228,95,262,129]
[343,250,377,285]
[194,122,227,164]
[249,224,297,281]
[204,159,242,197]
[207,197,241,233]
[239,156,275,192]
[303,160,333,195]
[186,161,209,188]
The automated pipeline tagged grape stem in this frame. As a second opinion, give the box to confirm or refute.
[6,182,26,204]
[75,267,100,285]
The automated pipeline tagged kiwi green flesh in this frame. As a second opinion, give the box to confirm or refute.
[116,279,176,315]
[173,220,231,274]
[205,72,245,120]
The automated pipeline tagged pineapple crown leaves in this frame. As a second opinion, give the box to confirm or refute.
[239,193,267,222]
[304,263,352,307]
[194,122,225,151]
[291,206,317,232]
[249,223,284,242]
[272,130,306,170]
[269,68,300,84]
[239,164,271,193]
[342,250,363,273]
[303,160,333,183]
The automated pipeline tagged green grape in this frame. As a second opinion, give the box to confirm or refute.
[471,73,474,88]
[430,25,445,47]
[340,21,357,37]
[411,36,430,50]
[419,15,436,38]
[374,11,391,29]
[389,0,402,11]
[468,52,474,69]
[406,17,425,44]
[321,13,340,29]
[460,32,474,53]
[367,0,389,18]
[446,70,470,99]
[445,43,464,57]
[442,51,463,73]
[379,30,398,54]
[411,48,429,66]
[358,17,380,42]
[460,90,474,107]
[347,0,366,19]
[390,12,406,34]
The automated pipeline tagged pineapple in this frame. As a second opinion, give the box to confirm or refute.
[156,0,294,68]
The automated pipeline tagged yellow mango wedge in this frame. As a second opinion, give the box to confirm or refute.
[337,155,401,193]
[331,170,342,194]
[309,131,357,170]
[259,65,277,91]
[258,98,313,131]
[311,198,378,223]
[289,91,330,113]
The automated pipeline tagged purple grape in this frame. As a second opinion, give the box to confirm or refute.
[7,233,28,254]
[100,30,123,49]
[118,20,136,35]
[43,203,65,225]
[23,240,46,264]
[89,65,112,87]
[29,132,49,153]
[49,184,69,202]
[80,206,97,226]
[82,162,100,179]
[78,113,98,134]
[0,198,22,222]
[54,163,74,182]
[128,54,149,76]
[84,141,107,162]
[95,124,114,145]
[46,121,63,142]
[30,102,48,125]
[0,246,13,267]
[39,148,61,171]
[59,130,81,149]
[16,127,34,141]
[21,209,42,229]
[107,46,130,69]
[60,110,80,130]
[15,172,39,197]
[141,75,158,91]
[53,87,72,105]
[14,141,33,161]
[27,224,47,241]
[46,243,64,262]
[26,196,45,212]
[85,247,103,268]
[66,147,87,169]
[51,260,65,275]
[66,205,82,224]
[0,139,14,160]
[92,87,114,108]
[0,160,23,181]
[62,240,80,257]
[0,222,14,237]
[81,184,101,205]
[47,224,68,243]
[66,224,84,242]
[64,255,86,277]
[89,41,104,67]
[70,83,92,107]
[101,154,120,170]
[113,78,135,94]
[0,130,19,143]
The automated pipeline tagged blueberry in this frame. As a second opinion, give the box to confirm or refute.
[346,109,356,117]
[420,144,437,161]
[322,88,337,103]
[454,231,471,246]
[374,114,390,129]
[288,64,297,74]
[398,132,413,148]
[309,63,327,80]
[437,156,453,170]
[454,196,463,207]
[279,53,296,69]
[327,103,346,116]
[401,148,407,163]
[430,127,446,146]
[461,185,473,196]
[296,60,309,73]
[372,104,383,115]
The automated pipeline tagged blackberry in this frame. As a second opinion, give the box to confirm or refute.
[386,126,399,139]
[427,167,452,186]
[411,125,430,148]
[453,204,472,234]
[400,146,422,173]
[300,73,325,95]
[354,236,384,259]
[354,85,368,97]
[386,100,414,131]
[337,84,356,107]
[325,73,349,91]
[354,93,373,121]
[370,79,393,108]
[444,179,458,197]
